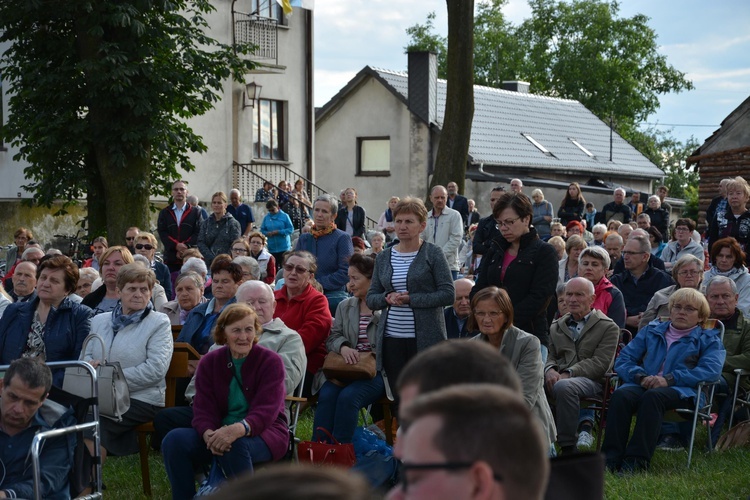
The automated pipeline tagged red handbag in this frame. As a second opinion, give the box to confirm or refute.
[297,427,356,467]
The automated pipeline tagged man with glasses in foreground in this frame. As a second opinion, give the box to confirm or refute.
[611,234,673,334]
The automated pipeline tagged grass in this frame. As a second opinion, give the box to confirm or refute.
[102,410,750,499]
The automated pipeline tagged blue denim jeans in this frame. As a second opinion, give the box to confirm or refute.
[312,373,386,443]
[162,427,272,500]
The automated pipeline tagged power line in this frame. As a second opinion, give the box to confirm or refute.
[643,123,719,127]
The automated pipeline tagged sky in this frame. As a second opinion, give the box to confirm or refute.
[312,0,750,145]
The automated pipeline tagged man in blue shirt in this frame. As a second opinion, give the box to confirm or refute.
[0,358,75,499]
[228,189,255,237]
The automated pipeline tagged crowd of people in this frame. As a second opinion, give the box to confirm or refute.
[0,175,748,499]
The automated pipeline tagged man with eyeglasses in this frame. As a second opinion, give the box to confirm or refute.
[152,280,305,450]
[422,186,464,280]
[660,218,704,271]
[157,180,202,273]
[611,234,673,334]
[389,384,548,500]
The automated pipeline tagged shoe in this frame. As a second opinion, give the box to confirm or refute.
[656,434,684,452]
[576,430,595,448]
[621,457,649,474]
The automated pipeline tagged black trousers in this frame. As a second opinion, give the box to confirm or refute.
[602,385,691,466]
[152,406,194,451]
[381,336,418,418]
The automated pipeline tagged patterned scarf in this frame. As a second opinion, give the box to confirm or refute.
[112,301,152,335]
[310,222,337,239]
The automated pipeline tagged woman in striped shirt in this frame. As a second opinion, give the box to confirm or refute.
[312,253,383,443]
[367,197,455,412]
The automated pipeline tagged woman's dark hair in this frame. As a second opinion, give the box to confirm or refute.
[710,237,745,268]
[266,199,279,211]
[38,255,79,293]
[675,218,696,232]
[210,254,243,283]
[348,253,375,280]
[492,192,532,225]
[646,226,663,244]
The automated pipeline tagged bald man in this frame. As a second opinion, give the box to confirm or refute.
[422,185,464,279]
[444,278,475,339]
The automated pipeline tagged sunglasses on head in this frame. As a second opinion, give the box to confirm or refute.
[135,244,154,250]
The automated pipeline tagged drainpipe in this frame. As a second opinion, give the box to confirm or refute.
[305,10,314,183]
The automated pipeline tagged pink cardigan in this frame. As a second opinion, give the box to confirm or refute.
[192,344,289,461]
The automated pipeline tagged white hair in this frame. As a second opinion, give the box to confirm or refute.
[181,257,208,277]
[614,187,626,196]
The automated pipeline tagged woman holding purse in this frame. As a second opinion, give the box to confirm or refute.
[312,253,383,443]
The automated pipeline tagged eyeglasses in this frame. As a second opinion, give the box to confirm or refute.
[677,270,701,277]
[474,311,503,319]
[135,244,154,250]
[250,240,263,245]
[674,227,691,232]
[232,248,249,253]
[283,264,309,275]
[494,216,521,229]
[398,462,502,492]
[621,251,645,256]
[125,237,135,241]
[672,304,698,313]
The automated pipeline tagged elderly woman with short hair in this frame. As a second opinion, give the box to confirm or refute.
[577,245,626,327]
[233,256,260,283]
[76,267,100,299]
[531,189,553,237]
[159,271,207,326]
[558,235,587,284]
[644,195,669,238]
[708,176,750,252]
[602,288,725,472]
[639,255,705,329]
[82,246,135,314]
[84,263,173,457]
[295,194,354,316]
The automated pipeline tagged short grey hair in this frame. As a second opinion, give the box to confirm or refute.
[233,256,260,280]
[175,271,204,289]
[629,234,651,254]
[648,195,660,207]
[592,223,607,234]
[531,189,544,199]
[22,247,44,260]
[187,194,199,205]
[181,257,208,277]
[230,189,241,197]
[132,254,151,268]
[614,187,626,196]
[705,275,738,296]
[314,193,338,214]
[236,280,275,301]
[579,245,611,269]
[565,277,595,296]
[78,267,100,282]
[637,213,651,223]
[605,233,623,246]
[672,255,703,281]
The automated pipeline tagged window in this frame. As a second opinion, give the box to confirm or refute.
[252,99,285,160]
[357,137,391,176]
[521,133,555,158]
[252,0,283,22]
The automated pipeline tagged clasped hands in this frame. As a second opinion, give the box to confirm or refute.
[386,291,410,306]
[203,424,244,456]
[640,375,668,389]
[544,368,570,393]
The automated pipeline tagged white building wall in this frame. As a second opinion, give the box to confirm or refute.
[316,78,418,222]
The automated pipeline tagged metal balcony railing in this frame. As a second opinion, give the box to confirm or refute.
[233,12,278,64]
[233,162,379,230]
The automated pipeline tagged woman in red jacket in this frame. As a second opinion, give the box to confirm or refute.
[274,250,333,396]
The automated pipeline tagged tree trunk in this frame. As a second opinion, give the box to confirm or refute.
[85,151,108,237]
[430,0,475,196]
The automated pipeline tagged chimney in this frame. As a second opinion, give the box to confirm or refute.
[501,80,530,93]
[407,51,437,124]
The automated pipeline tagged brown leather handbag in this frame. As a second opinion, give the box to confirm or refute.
[322,351,376,381]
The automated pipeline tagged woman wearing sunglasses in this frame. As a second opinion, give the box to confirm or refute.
[273,251,332,397]
[133,232,173,300]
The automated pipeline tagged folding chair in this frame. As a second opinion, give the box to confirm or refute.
[728,368,750,430]
[578,328,632,450]
[137,342,201,496]
[663,320,724,468]
[17,360,103,500]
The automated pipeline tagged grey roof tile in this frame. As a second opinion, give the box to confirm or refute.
[373,68,663,179]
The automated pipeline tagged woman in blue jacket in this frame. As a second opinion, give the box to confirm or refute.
[601,288,725,473]
[0,255,93,386]
[260,199,294,267]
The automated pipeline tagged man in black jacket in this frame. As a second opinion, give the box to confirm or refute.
[157,180,202,272]
[446,181,469,228]
[444,278,474,339]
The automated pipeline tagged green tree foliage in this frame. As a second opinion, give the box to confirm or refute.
[405,12,447,77]
[405,0,694,177]
[0,0,254,240]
